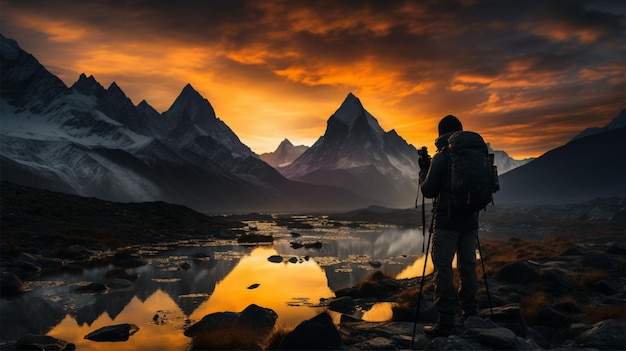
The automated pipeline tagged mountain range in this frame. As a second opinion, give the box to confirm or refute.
[2,33,622,211]
[0,34,365,213]
[495,109,626,204]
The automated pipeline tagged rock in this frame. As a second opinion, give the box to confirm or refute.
[580,253,613,269]
[0,272,27,297]
[535,305,572,328]
[357,336,395,350]
[105,278,133,289]
[328,296,357,313]
[485,304,528,337]
[237,233,273,243]
[496,262,538,284]
[215,228,235,239]
[236,304,278,334]
[185,304,277,339]
[75,282,108,294]
[268,255,283,263]
[605,241,626,255]
[303,241,323,249]
[15,334,75,350]
[425,337,481,350]
[61,244,89,259]
[84,323,139,342]
[247,283,260,289]
[184,312,238,337]
[465,327,518,350]
[539,268,572,294]
[575,319,626,349]
[593,280,619,295]
[279,312,343,350]
[290,241,304,249]
[369,260,382,268]
[464,315,499,329]
[288,256,298,263]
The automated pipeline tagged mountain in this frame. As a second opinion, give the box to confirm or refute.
[280,93,420,208]
[487,144,533,174]
[495,110,626,204]
[572,108,626,140]
[0,34,366,213]
[259,139,309,168]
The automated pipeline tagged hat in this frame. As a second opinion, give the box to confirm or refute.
[438,115,463,136]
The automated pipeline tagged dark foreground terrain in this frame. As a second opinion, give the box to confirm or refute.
[1,181,625,350]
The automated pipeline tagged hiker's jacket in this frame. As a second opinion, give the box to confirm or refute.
[421,132,479,231]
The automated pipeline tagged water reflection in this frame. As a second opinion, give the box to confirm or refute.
[0,221,429,349]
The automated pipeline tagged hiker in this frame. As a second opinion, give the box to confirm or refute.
[418,115,480,337]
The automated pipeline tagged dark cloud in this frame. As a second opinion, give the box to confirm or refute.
[1,0,624,157]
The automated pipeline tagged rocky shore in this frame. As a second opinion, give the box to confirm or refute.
[1,182,625,350]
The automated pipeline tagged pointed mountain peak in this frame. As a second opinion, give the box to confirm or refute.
[327,92,384,140]
[279,139,294,147]
[106,81,125,96]
[180,83,201,97]
[72,73,105,96]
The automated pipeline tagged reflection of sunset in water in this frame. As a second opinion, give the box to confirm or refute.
[190,247,333,328]
[45,247,334,349]
[48,290,189,351]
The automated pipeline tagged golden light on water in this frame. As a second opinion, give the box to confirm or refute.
[47,291,189,351]
[190,247,333,328]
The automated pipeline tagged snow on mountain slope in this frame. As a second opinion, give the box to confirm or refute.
[0,35,368,212]
[281,93,420,208]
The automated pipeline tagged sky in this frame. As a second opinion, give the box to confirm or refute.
[1,0,625,159]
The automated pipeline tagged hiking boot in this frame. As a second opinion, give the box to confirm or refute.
[423,323,456,338]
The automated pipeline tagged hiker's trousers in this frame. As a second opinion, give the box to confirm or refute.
[431,229,478,323]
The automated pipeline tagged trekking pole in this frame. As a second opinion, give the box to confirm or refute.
[410,217,432,349]
[475,233,494,317]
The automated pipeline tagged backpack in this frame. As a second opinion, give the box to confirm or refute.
[445,131,500,213]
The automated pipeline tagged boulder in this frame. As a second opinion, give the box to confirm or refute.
[605,241,626,255]
[575,319,626,350]
[0,272,27,297]
[279,312,343,350]
[535,305,572,328]
[496,262,538,284]
[328,296,357,313]
[268,255,283,263]
[485,304,528,337]
[15,334,75,350]
[84,323,139,342]
[465,327,518,350]
[184,312,238,337]
[236,303,278,334]
[593,280,620,295]
[580,253,613,269]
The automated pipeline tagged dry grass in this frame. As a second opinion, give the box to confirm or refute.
[262,326,293,350]
[520,291,548,325]
[187,325,268,350]
[582,303,626,324]
[576,268,610,289]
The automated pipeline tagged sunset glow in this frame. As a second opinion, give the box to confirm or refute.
[1,0,624,159]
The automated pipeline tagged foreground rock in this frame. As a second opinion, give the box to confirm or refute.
[279,312,343,350]
[185,304,278,349]
[84,323,139,342]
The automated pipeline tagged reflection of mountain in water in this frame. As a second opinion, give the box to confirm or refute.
[273,228,425,291]
[0,243,246,340]
[0,226,423,341]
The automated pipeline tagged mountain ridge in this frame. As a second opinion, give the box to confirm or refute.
[0,34,366,213]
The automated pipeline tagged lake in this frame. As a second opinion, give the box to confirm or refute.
[0,215,432,350]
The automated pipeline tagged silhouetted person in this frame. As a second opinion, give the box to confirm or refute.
[419,115,479,337]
